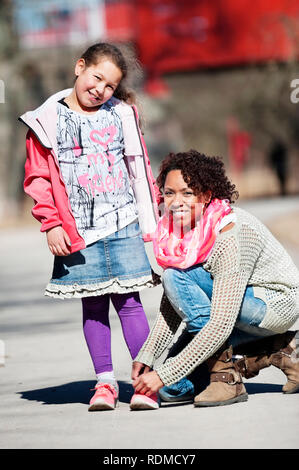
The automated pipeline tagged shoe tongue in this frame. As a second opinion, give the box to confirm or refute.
[101,382,119,398]
[97,380,118,393]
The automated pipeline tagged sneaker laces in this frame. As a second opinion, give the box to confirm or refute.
[91,383,118,398]
[172,378,193,393]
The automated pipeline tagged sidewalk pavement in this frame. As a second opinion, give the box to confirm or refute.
[0,196,298,450]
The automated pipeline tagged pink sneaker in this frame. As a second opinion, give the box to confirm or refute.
[130,392,159,410]
[88,383,118,411]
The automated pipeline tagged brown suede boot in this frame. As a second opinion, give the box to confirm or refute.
[234,330,299,394]
[194,345,248,407]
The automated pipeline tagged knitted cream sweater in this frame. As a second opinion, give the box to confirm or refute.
[136,207,299,386]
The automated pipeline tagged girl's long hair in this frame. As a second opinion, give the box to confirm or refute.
[79,42,137,104]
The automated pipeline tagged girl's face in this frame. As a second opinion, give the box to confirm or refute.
[164,170,211,233]
[73,58,123,112]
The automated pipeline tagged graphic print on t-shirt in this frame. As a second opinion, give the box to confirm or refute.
[57,100,137,245]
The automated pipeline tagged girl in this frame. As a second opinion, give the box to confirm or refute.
[132,150,299,408]
[21,43,161,411]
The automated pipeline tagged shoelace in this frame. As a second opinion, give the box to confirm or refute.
[174,379,193,393]
[90,383,117,397]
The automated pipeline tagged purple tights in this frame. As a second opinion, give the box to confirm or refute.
[82,292,150,374]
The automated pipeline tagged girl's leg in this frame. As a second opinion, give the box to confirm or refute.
[82,295,114,376]
[111,292,160,411]
[110,292,150,360]
[82,295,121,411]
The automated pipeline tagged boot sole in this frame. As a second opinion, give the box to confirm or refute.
[159,392,194,403]
[194,393,248,407]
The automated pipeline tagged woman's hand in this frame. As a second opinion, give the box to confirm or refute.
[132,370,164,396]
[46,226,72,256]
[131,361,150,381]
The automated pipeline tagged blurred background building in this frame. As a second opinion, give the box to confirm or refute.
[0,0,299,225]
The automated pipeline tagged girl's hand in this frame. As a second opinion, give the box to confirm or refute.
[131,361,150,381]
[132,370,164,396]
[46,226,72,256]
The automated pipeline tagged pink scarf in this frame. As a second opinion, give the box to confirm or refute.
[153,198,232,269]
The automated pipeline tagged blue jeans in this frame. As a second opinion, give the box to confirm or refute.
[162,265,274,348]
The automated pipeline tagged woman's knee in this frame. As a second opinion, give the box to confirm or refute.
[162,268,183,294]
[161,268,180,297]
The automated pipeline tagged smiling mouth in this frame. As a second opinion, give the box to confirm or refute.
[171,210,190,216]
[88,91,101,101]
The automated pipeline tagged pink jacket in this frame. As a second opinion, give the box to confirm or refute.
[20,89,161,253]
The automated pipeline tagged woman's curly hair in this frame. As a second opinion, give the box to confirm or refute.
[156,150,239,203]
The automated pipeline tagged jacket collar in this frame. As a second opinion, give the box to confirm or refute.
[19,88,73,150]
[19,89,143,158]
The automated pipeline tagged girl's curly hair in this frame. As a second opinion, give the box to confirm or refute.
[156,150,239,203]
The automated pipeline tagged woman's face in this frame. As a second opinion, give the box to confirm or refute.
[74,58,123,111]
[164,170,210,233]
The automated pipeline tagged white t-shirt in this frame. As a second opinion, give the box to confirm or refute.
[56,99,138,246]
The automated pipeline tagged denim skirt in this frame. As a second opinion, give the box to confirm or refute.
[45,222,158,299]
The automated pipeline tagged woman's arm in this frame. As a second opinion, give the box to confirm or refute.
[133,293,182,367]
[155,271,250,387]
[133,270,251,395]
[154,231,264,387]
[131,294,181,395]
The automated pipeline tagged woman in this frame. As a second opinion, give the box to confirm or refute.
[131,150,299,408]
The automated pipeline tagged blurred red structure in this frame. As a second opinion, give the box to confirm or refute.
[227,118,251,174]
[105,1,136,41]
[134,0,299,71]
[106,0,299,95]
[18,1,299,94]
